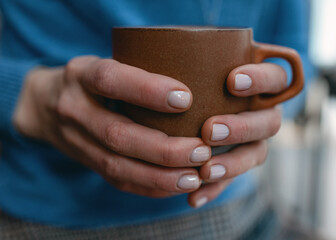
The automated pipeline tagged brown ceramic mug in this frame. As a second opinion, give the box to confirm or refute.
[112,26,304,137]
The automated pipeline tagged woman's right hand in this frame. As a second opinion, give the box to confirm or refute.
[13,56,210,198]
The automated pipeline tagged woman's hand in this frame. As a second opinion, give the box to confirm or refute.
[14,56,210,198]
[188,63,285,207]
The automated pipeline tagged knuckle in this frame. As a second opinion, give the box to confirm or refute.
[65,56,99,76]
[65,57,82,78]
[236,119,250,143]
[65,56,95,80]
[104,121,129,153]
[137,82,152,106]
[55,91,74,120]
[92,59,119,93]
[151,172,165,190]
[159,140,179,166]
[100,155,121,181]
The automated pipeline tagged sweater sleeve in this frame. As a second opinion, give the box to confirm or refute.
[0,58,38,140]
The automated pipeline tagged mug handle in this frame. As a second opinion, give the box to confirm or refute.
[249,42,304,110]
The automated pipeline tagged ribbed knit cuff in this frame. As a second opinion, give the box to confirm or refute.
[0,58,38,139]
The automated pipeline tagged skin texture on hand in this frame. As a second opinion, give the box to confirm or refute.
[13,56,284,207]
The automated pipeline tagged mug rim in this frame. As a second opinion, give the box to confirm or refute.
[112,26,252,32]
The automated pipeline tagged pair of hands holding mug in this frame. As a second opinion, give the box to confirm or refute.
[13,56,284,207]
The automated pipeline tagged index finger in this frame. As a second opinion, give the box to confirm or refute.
[65,56,193,112]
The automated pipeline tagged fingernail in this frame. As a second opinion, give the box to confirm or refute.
[177,175,200,190]
[211,124,230,141]
[210,165,226,180]
[167,91,191,109]
[190,146,211,163]
[235,74,252,91]
[195,196,208,208]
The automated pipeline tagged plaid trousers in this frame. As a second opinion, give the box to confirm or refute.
[0,189,283,240]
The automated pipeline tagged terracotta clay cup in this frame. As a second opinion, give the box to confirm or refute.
[112,26,304,137]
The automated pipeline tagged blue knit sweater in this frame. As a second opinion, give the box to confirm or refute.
[0,0,314,228]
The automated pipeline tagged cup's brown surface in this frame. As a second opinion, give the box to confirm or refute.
[112,27,304,137]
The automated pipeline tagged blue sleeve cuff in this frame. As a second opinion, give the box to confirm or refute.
[0,58,38,140]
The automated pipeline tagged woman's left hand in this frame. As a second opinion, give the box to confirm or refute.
[188,62,285,207]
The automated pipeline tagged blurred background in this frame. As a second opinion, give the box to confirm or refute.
[258,0,336,239]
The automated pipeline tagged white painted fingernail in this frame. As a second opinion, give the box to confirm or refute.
[211,124,230,141]
[210,165,226,180]
[235,74,252,91]
[195,196,208,208]
[177,175,200,190]
[167,91,191,109]
[190,146,211,163]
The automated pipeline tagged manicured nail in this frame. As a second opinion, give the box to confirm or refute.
[235,74,252,91]
[167,91,191,109]
[177,175,200,190]
[210,165,226,180]
[195,196,208,208]
[190,146,211,163]
[211,124,230,141]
